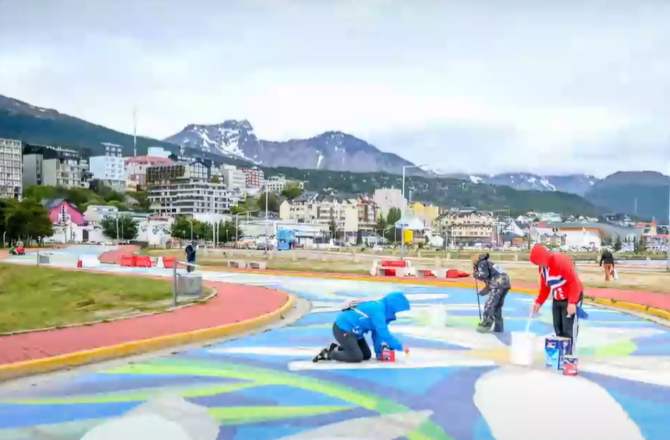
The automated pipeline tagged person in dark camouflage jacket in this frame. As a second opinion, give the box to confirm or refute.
[473,253,511,333]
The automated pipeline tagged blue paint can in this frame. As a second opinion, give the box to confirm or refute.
[544,336,572,370]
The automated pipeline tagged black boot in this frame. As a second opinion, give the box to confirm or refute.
[312,348,330,363]
[493,321,504,333]
[328,343,338,353]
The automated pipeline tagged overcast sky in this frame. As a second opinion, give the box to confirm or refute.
[1,0,669,177]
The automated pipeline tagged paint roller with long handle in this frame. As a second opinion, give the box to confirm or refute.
[474,279,482,321]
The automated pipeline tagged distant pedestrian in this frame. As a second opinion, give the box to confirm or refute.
[185,241,197,272]
[599,248,615,281]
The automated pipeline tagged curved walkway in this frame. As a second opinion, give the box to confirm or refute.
[0,279,292,380]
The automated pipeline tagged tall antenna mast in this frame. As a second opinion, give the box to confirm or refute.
[133,106,137,157]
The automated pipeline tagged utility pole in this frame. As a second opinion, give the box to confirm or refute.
[265,188,269,253]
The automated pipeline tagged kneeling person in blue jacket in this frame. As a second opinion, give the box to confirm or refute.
[313,292,411,363]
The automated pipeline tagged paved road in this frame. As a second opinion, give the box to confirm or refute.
[0,271,669,440]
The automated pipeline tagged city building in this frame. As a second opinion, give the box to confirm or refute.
[241,167,265,189]
[239,220,329,247]
[125,155,174,191]
[83,205,119,223]
[264,175,287,193]
[373,187,407,218]
[146,160,210,185]
[221,165,247,192]
[409,201,440,228]
[0,138,22,199]
[23,144,90,189]
[148,180,233,217]
[437,209,495,246]
[530,225,602,250]
[279,192,359,242]
[89,143,126,191]
[357,195,379,233]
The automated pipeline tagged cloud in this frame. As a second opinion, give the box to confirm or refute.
[0,0,669,176]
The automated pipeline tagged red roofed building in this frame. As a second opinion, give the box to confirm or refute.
[125,155,173,191]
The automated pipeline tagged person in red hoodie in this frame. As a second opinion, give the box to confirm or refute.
[529,244,584,354]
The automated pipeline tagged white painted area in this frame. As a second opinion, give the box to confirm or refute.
[581,356,670,387]
[473,367,644,440]
[403,293,450,301]
[82,414,191,440]
[277,410,433,440]
[395,325,506,350]
[82,396,219,440]
[288,348,495,371]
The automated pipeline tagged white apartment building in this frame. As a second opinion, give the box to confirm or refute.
[23,145,90,189]
[89,143,126,191]
[279,193,359,242]
[147,146,172,158]
[0,138,22,199]
[373,187,407,218]
[148,179,233,216]
[221,165,247,192]
[83,205,119,223]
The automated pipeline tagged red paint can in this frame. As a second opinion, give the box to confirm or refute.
[380,348,395,362]
[563,356,578,376]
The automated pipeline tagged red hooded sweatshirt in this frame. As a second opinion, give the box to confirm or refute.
[529,244,583,305]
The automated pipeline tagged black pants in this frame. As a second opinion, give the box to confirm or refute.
[330,324,371,363]
[186,259,195,272]
[551,294,583,355]
[482,287,509,332]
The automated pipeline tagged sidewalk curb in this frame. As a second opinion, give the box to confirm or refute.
[0,295,296,382]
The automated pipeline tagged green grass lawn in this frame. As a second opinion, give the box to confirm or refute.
[0,264,172,333]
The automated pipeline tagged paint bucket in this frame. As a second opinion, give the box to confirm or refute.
[510,332,536,366]
[428,304,447,328]
[563,355,579,376]
[380,348,396,362]
[545,336,572,370]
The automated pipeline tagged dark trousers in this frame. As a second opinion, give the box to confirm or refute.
[482,287,509,332]
[551,294,583,354]
[330,324,371,363]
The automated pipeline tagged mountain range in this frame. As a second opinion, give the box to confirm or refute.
[1,94,667,220]
[165,121,414,174]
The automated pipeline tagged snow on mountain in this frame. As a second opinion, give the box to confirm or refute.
[469,175,483,184]
[165,120,258,162]
[165,122,415,174]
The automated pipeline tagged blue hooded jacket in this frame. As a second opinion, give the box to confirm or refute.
[334,292,410,355]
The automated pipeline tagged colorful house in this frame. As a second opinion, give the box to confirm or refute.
[42,198,102,243]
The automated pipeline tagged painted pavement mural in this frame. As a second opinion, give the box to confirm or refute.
[0,271,669,439]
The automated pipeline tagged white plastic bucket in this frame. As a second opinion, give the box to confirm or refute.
[427,305,447,328]
[510,331,536,366]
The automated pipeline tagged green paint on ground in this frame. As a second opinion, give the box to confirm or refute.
[106,358,451,437]
[208,405,352,424]
[594,339,636,357]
